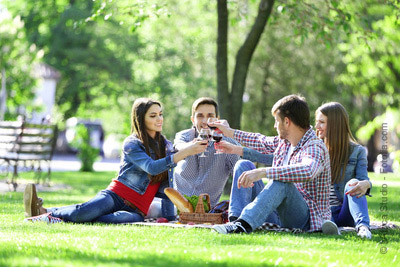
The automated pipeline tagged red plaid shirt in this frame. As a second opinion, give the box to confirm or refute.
[234,127,331,232]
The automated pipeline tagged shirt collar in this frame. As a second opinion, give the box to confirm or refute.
[292,126,315,152]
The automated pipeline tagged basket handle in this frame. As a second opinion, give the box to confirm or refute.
[195,193,211,213]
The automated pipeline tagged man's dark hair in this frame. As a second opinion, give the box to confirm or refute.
[191,97,219,117]
[271,94,310,129]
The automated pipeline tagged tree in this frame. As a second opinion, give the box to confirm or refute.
[240,17,346,135]
[217,0,275,129]
[338,12,400,170]
[214,0,399,128]
[84,0,220,139]
[0,8,40,120]
[88,0,362,128]
[6,0,145,136]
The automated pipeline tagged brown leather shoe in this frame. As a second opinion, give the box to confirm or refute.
[24,184,42,217]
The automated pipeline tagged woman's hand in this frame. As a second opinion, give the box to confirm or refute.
[237,168,266,189]
[345,180,371,198]
[214,141,243,156]
[187,139,208,155]
[173,139,207,163]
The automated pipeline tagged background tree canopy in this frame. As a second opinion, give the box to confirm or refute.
[2,0,400,171]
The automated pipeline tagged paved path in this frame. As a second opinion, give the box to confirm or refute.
[0,154,120,192]
[51,154,120,172]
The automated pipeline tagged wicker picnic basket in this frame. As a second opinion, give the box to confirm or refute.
[179,193,223,224]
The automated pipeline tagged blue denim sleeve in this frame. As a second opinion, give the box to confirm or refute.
[242,147,273,166]
[355,145,371,188]
[123,139,177,176]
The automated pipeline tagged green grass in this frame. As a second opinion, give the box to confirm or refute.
[1,171,399,266]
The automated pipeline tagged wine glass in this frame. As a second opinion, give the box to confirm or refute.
[198,128,210,157]
[207,117,218,130]
[212,130,223,154]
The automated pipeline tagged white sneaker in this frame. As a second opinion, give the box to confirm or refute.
[322,220,340,235]
[357,226,372,239]
[213,221,249,234]
[24,212,63,224]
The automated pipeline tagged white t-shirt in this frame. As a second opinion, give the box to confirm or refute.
[282,145,295,166]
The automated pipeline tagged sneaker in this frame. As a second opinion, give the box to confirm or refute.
[24,213,63,224]
[322,220,340,235]
[228,216,238,222]
[357,226,372,239]
[213,221,248,234]
[24,183,42,217]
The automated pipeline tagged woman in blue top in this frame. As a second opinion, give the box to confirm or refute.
[24,98,206,224]
[315,102,372,239]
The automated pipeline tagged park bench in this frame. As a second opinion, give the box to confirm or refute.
[0,119,58,190]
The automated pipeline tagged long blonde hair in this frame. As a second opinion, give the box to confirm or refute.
[316,102,357,184]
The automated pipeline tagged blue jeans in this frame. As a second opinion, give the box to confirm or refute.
[48,190,144,223]
[156,180,176,221]
[331,179,370,230]
[230,160,309,231]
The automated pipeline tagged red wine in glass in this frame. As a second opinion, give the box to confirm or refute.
[208,125,217,130]
[213,135,222,143]
[207,118,217,130]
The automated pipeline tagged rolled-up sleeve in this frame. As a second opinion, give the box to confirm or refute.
[234,129,278,154]
[243,147,273,166]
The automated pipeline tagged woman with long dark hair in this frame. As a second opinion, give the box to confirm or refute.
[315,102,372,239]
[24,98,206,223]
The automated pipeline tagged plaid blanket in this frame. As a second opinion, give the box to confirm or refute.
[255,221,399,234]
[140,219,399,234]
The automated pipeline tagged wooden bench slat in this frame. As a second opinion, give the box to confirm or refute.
[0,120,59,189]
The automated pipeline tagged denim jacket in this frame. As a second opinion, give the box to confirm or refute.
[333,143,372,203]
[117,135,177,195]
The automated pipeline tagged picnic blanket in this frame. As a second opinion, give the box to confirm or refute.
[130,219,399,234]
[254,221,399,234]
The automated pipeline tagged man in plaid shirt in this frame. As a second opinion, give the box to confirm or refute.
[212,95,333,234]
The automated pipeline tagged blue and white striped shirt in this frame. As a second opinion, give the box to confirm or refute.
[173,127,240,207]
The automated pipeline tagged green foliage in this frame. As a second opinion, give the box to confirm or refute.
[6,0,143,130]
[338,11,400,128]
[4,0,400,149]
[70,124,100,172]
[242,12,346,134]
[0,9,40,120]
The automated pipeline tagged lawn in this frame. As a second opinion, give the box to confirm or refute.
[0,171,399,266]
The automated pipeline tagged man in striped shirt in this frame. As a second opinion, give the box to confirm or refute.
[212,95,332,234]
[173,97,273,207]
[173,97,241,207]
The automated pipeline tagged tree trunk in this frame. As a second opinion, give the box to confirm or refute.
[216,0,275,129]
[216,0,230,118]
[260,61,272,127]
